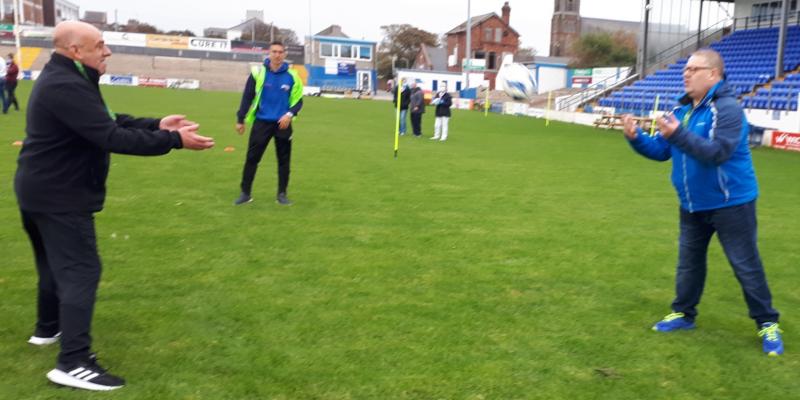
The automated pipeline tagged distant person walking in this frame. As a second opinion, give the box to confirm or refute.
[4,52,20,113]
[0,55,7,112]
[393,81,410,135]
[409,82,425,137]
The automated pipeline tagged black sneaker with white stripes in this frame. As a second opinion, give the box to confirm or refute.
[46,354,125,391]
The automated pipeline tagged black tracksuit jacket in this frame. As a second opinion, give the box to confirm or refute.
[15,53,184,213]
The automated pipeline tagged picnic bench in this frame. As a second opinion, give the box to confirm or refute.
[593,115,654,129]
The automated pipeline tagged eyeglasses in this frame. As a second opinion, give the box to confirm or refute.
[683,66,713,74]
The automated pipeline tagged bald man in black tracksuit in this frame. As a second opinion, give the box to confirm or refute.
[14,21,213,391]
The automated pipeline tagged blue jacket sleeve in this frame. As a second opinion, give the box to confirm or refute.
[236,74,257,124]
[665,100,743,166]
[628,127,672,161]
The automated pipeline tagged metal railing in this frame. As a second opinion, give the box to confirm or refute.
[555,70,637,112]
[732,12,800,31]
[643,18,732,76]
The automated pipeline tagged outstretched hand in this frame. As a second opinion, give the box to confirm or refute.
[160,115,196,131]
[621,114,638,140]
[178,124,215,150]
[656,113,680,138]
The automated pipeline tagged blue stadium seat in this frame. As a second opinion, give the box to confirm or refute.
[598,26,800,112]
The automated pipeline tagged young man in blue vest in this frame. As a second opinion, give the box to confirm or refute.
[234,41,304,206]
[622,49,783,356]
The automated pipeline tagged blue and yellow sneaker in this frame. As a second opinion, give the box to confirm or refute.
[652,312,696,332]
[758,322,784,356]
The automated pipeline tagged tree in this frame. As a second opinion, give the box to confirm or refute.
[569,31,637,68]
[376,24,439,81]
[239,21,300,45]
[514,46,537,63]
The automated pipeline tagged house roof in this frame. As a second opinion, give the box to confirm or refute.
[445,12,520,37]
[315,25,349,38]
[426,46,448,70]
[415,44,448,70]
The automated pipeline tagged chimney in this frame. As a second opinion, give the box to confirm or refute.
[502,2,511,26]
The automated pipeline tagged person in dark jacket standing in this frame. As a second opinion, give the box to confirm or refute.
[15,21,214,391]
[622,49,783,356]
[4,52,19,113]
[431,84,453,141]
[409,83,425,137]
[392,81,410,135]
[234,41,303,206]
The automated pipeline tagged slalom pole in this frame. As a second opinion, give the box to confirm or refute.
[545,91,552,127]
[484,85,490,117]
[394,78,402,158]
[650,94,660,136]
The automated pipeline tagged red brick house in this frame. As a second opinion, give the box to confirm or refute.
[444,1,520,89]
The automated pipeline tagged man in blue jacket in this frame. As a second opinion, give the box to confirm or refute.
[622,49,783,356]
[234,41,303,206]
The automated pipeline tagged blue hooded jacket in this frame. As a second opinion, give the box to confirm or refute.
[236,59,303,123]
[628,80,758,213]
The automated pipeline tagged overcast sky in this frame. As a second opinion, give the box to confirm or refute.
[72,0,645,56]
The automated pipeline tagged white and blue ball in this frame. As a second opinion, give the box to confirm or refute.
[497,63,538,100]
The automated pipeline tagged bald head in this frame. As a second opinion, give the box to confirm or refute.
[53,20,111,74]
[54,21,100,51]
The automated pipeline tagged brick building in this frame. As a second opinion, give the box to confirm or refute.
[444,1,520,89]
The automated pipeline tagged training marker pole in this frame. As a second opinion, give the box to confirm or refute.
[545,91,552,127]
[394,78,402,158]
[484,85,489,117]
[650,94,660,136]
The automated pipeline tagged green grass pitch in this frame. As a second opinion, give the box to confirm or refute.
[1,81,799,399]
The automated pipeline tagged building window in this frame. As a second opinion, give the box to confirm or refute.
[488,52,496,70]
[474,51,486,59]
[321,43,335,57]
[340,45,353,58]
[359,46,372,60]
[495,28,502,42]
[567,0,574,12]
[484,28,493,41]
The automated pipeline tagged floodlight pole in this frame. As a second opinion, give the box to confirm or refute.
[465,0,471,90]
[776,0,788,78]
[13,0,21,69]
[696,0,703,50]
[640,0,651,78]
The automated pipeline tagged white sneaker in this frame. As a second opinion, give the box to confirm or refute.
[430,136,440,140]
[28,332,61,346]
[439,138,447,141]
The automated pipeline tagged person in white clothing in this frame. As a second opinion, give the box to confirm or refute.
[431,85,453,141]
